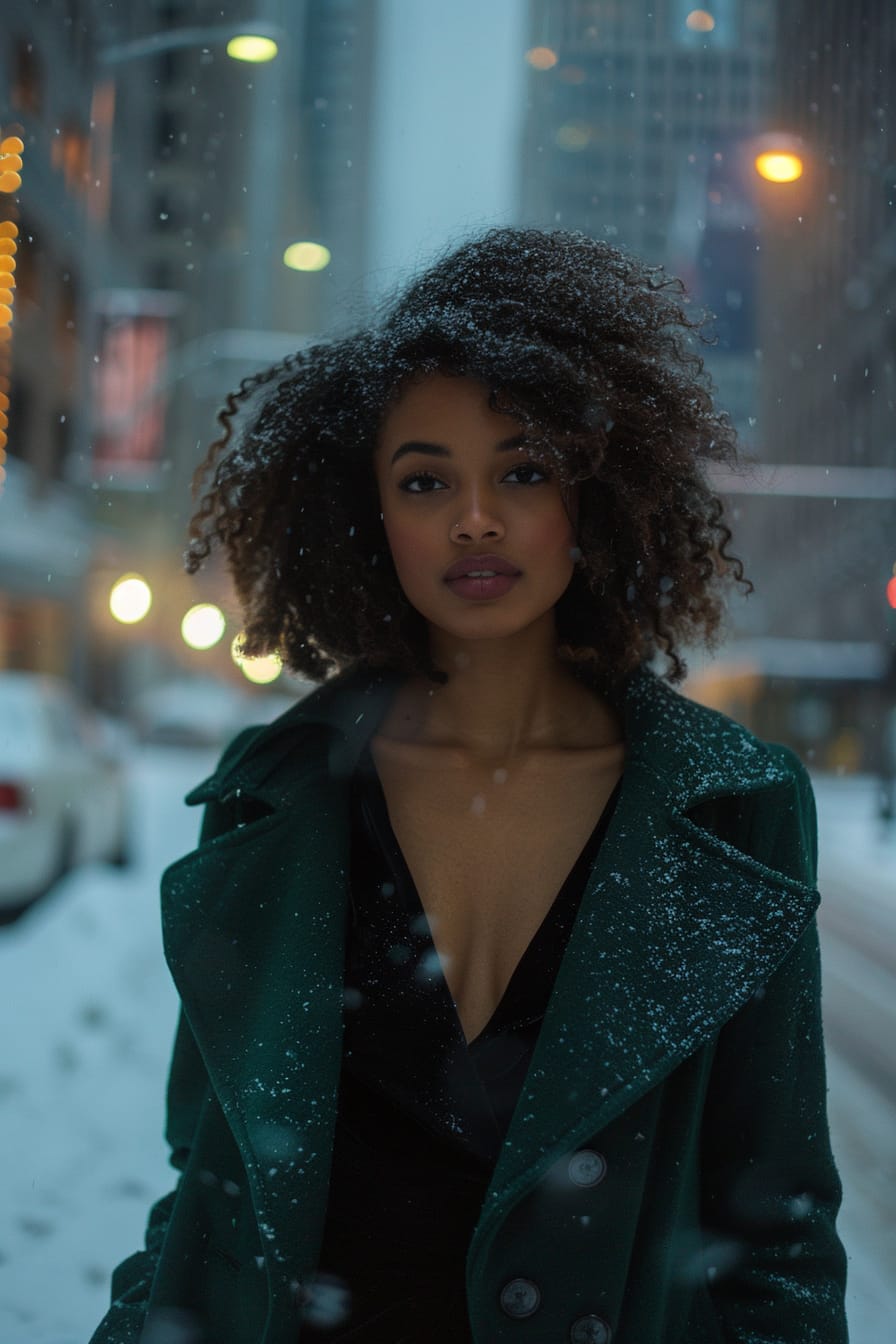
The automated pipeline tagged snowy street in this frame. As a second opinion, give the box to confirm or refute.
[0,751,893,1344]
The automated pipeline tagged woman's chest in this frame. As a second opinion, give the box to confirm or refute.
[369,742,623,1042]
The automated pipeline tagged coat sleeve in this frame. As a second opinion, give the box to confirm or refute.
[88,733,259,1344]
[87,1012,206,1344]
[699,752,849,1343]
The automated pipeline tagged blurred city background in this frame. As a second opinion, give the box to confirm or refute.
[0,1,894,1341]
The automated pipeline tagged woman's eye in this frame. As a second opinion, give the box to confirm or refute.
[399,471,446,494]
[504,462,549,485]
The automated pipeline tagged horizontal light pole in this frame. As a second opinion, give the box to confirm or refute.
[98,22,283,65]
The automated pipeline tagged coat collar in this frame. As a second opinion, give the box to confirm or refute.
[183,661,402,810]
[186,658,796,814]
[166,660,819,1316]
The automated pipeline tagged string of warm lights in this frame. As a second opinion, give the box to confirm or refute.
[0,127,23,496]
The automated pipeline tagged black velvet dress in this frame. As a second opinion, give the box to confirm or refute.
[301,741,622,1342]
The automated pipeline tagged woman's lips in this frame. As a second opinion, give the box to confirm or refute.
[443,554,521,581]
[442,553,522,600]
[445,573,520,600]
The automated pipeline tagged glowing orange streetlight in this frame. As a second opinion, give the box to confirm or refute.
[753,132,806,186]
[755,151,804,183]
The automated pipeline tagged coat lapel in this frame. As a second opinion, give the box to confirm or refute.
[160,667,401,1311]
[161,661,819,1313]
[161,738,346,1306]
[472,669,820,1264]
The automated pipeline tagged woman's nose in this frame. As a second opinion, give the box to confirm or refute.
[450,486,505,542]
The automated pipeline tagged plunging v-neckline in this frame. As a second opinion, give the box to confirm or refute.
[356,739,622,1048]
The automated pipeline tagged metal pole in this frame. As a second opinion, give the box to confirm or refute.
[245,0,287,331]
[99,22,284,66]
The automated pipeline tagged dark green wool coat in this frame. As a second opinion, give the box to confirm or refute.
[91,662,848,1344]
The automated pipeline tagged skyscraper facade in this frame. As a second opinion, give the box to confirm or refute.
[518,0,895,765]
[521,0,776,437]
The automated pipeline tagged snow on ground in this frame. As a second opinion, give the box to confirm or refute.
[0,757,892,1343]
[0,748,212,1344]
[815,772,896,911]
[813,772,896,1344]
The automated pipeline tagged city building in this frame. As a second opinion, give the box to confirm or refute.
[0,0,148,680]
[521,0,776,435]
[1,0,375,708]
[519,0,896,767]
[734,0,896,766]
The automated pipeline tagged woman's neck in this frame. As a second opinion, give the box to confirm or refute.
[381,622,621,765]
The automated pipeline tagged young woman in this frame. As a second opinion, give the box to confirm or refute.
[91,228,848,1344]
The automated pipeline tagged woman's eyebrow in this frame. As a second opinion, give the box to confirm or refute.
[389,433,527,466]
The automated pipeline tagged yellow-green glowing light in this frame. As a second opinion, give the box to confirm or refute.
[231,633,282,684]
[283,241,331,272]
[110,574,152,624]
[226,34,279,63]
[181,603,226,650]
[240,653,282,685]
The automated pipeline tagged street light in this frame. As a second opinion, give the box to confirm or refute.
[226,34,278,63]
[283,241,331,273]
[181,603,226,650]
[109,573,152,624]
[755,151,803,184]
[752,132,805,185]
[231,632,282,684]
[99,22,283,66]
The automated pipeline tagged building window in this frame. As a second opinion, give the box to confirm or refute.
[6,378,30,460]
[51,122,90,195]
[52,405,72,479]
[12,38,43,115]
[13,226,38,311]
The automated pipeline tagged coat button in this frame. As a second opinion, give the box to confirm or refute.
[569,1315,612,1343]
[498,1278,542,1318]
[568,1149,607,1187]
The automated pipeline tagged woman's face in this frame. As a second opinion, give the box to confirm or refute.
[373,372,578,645]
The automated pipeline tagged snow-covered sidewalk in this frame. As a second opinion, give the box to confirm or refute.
[0,749,206,1344]
[812,772,896,1344]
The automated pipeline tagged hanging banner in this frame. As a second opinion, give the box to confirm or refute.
[91,289,181,485]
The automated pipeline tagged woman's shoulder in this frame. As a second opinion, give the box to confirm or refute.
[630,667,811,793]
[185,665,401,807]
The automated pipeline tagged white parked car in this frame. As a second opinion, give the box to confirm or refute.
[0,672,131,916]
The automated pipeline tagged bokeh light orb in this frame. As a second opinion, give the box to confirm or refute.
[283,241,331,272]
[555,123,592,152]
[110,574,152,624]
[685,10,716,32]
[231,631,282,683]
[240,653,283,685]
[526,46,558,71]
[755,151,804,183]
[226,34,278,63]
[181,603,226,650]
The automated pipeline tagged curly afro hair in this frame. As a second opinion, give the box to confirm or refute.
[186,227,750,689]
